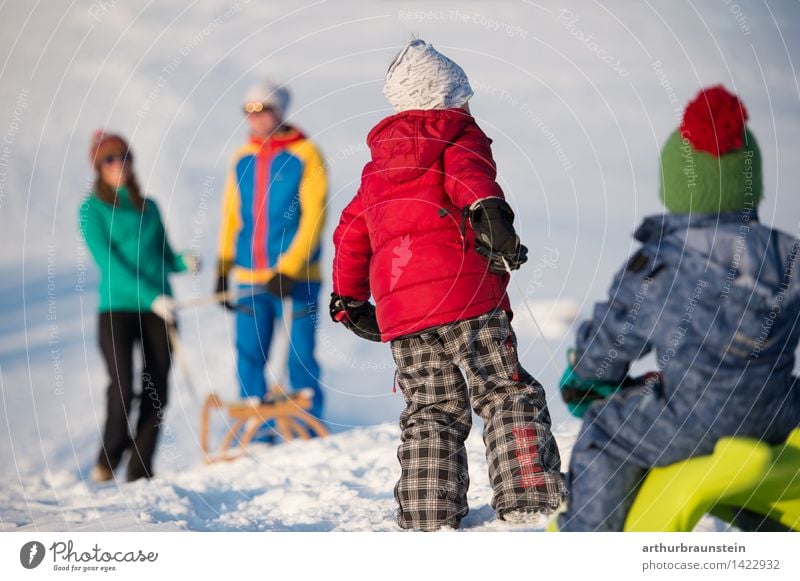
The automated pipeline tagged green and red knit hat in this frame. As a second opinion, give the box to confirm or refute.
[659,85,762,214]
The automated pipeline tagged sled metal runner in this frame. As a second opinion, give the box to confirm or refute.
[200,388,329,463]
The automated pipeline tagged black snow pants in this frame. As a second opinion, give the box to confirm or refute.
[96,311,171,481]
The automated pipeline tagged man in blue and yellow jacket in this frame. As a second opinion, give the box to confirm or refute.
[216,78,327,423]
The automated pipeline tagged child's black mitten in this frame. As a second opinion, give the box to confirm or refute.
[329,293,382,342]
[468,197,528,273]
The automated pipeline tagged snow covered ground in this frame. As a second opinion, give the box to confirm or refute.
[1,0,798,532]
[3,422,584,532]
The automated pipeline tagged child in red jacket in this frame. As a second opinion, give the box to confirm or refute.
[330,39,566,531]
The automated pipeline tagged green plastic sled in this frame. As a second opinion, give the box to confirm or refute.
[624,428,800,532]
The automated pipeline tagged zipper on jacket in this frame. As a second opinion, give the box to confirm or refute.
[437,206,469,252]
[460,206,469,250]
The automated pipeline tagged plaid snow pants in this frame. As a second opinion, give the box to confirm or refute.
[390,309,566,530]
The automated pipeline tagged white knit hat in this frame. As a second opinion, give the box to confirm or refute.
[243,78,291,119]
[383,39,474,112]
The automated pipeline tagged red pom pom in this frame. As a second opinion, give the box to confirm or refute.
[680,85,748,157]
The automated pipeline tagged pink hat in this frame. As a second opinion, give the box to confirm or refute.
[89,130,130,168]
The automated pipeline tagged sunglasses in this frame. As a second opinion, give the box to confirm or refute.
[243,102,275,114]
[101,152,132,166]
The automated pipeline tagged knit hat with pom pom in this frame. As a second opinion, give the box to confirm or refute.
[659,85,762,214]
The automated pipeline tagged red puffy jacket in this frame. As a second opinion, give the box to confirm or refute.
[332,108,511,342]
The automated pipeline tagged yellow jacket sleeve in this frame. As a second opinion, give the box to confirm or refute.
[217,163,241,274]
[275,142,328,278]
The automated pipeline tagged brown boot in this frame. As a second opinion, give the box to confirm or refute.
[90,465,113,483]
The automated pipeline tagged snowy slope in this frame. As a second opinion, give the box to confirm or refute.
[1,0,799,531]
[4,422,584,532]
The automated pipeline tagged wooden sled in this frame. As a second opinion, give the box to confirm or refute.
[200,387,329,463]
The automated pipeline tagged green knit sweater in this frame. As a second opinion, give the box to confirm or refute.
[78,188,187,312]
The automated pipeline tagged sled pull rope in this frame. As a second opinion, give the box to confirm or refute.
[501,256,557,363]
[168,323,199,404]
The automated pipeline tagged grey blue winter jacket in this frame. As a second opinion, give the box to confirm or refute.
[573,211,800,438]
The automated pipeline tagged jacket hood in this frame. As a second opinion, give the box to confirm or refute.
[366,109,474,183]
[249,125,306,149]
[634,210,759,244]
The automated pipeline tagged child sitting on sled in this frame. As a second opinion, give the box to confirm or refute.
[556,85,800,531]
[330,39,566,531]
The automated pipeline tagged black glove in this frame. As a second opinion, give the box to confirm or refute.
[215,273,235,311]
[475,242,528,273]
[329,293,382,342]
[468,198,528,273]
[266,272,295,298]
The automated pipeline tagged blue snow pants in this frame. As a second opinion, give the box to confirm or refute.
[235,282,323,422]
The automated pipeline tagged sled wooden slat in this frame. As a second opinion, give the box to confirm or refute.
[285,417,311,440]
[200,390,329,463]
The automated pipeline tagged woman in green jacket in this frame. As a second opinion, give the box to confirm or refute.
[79,131,198,482]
